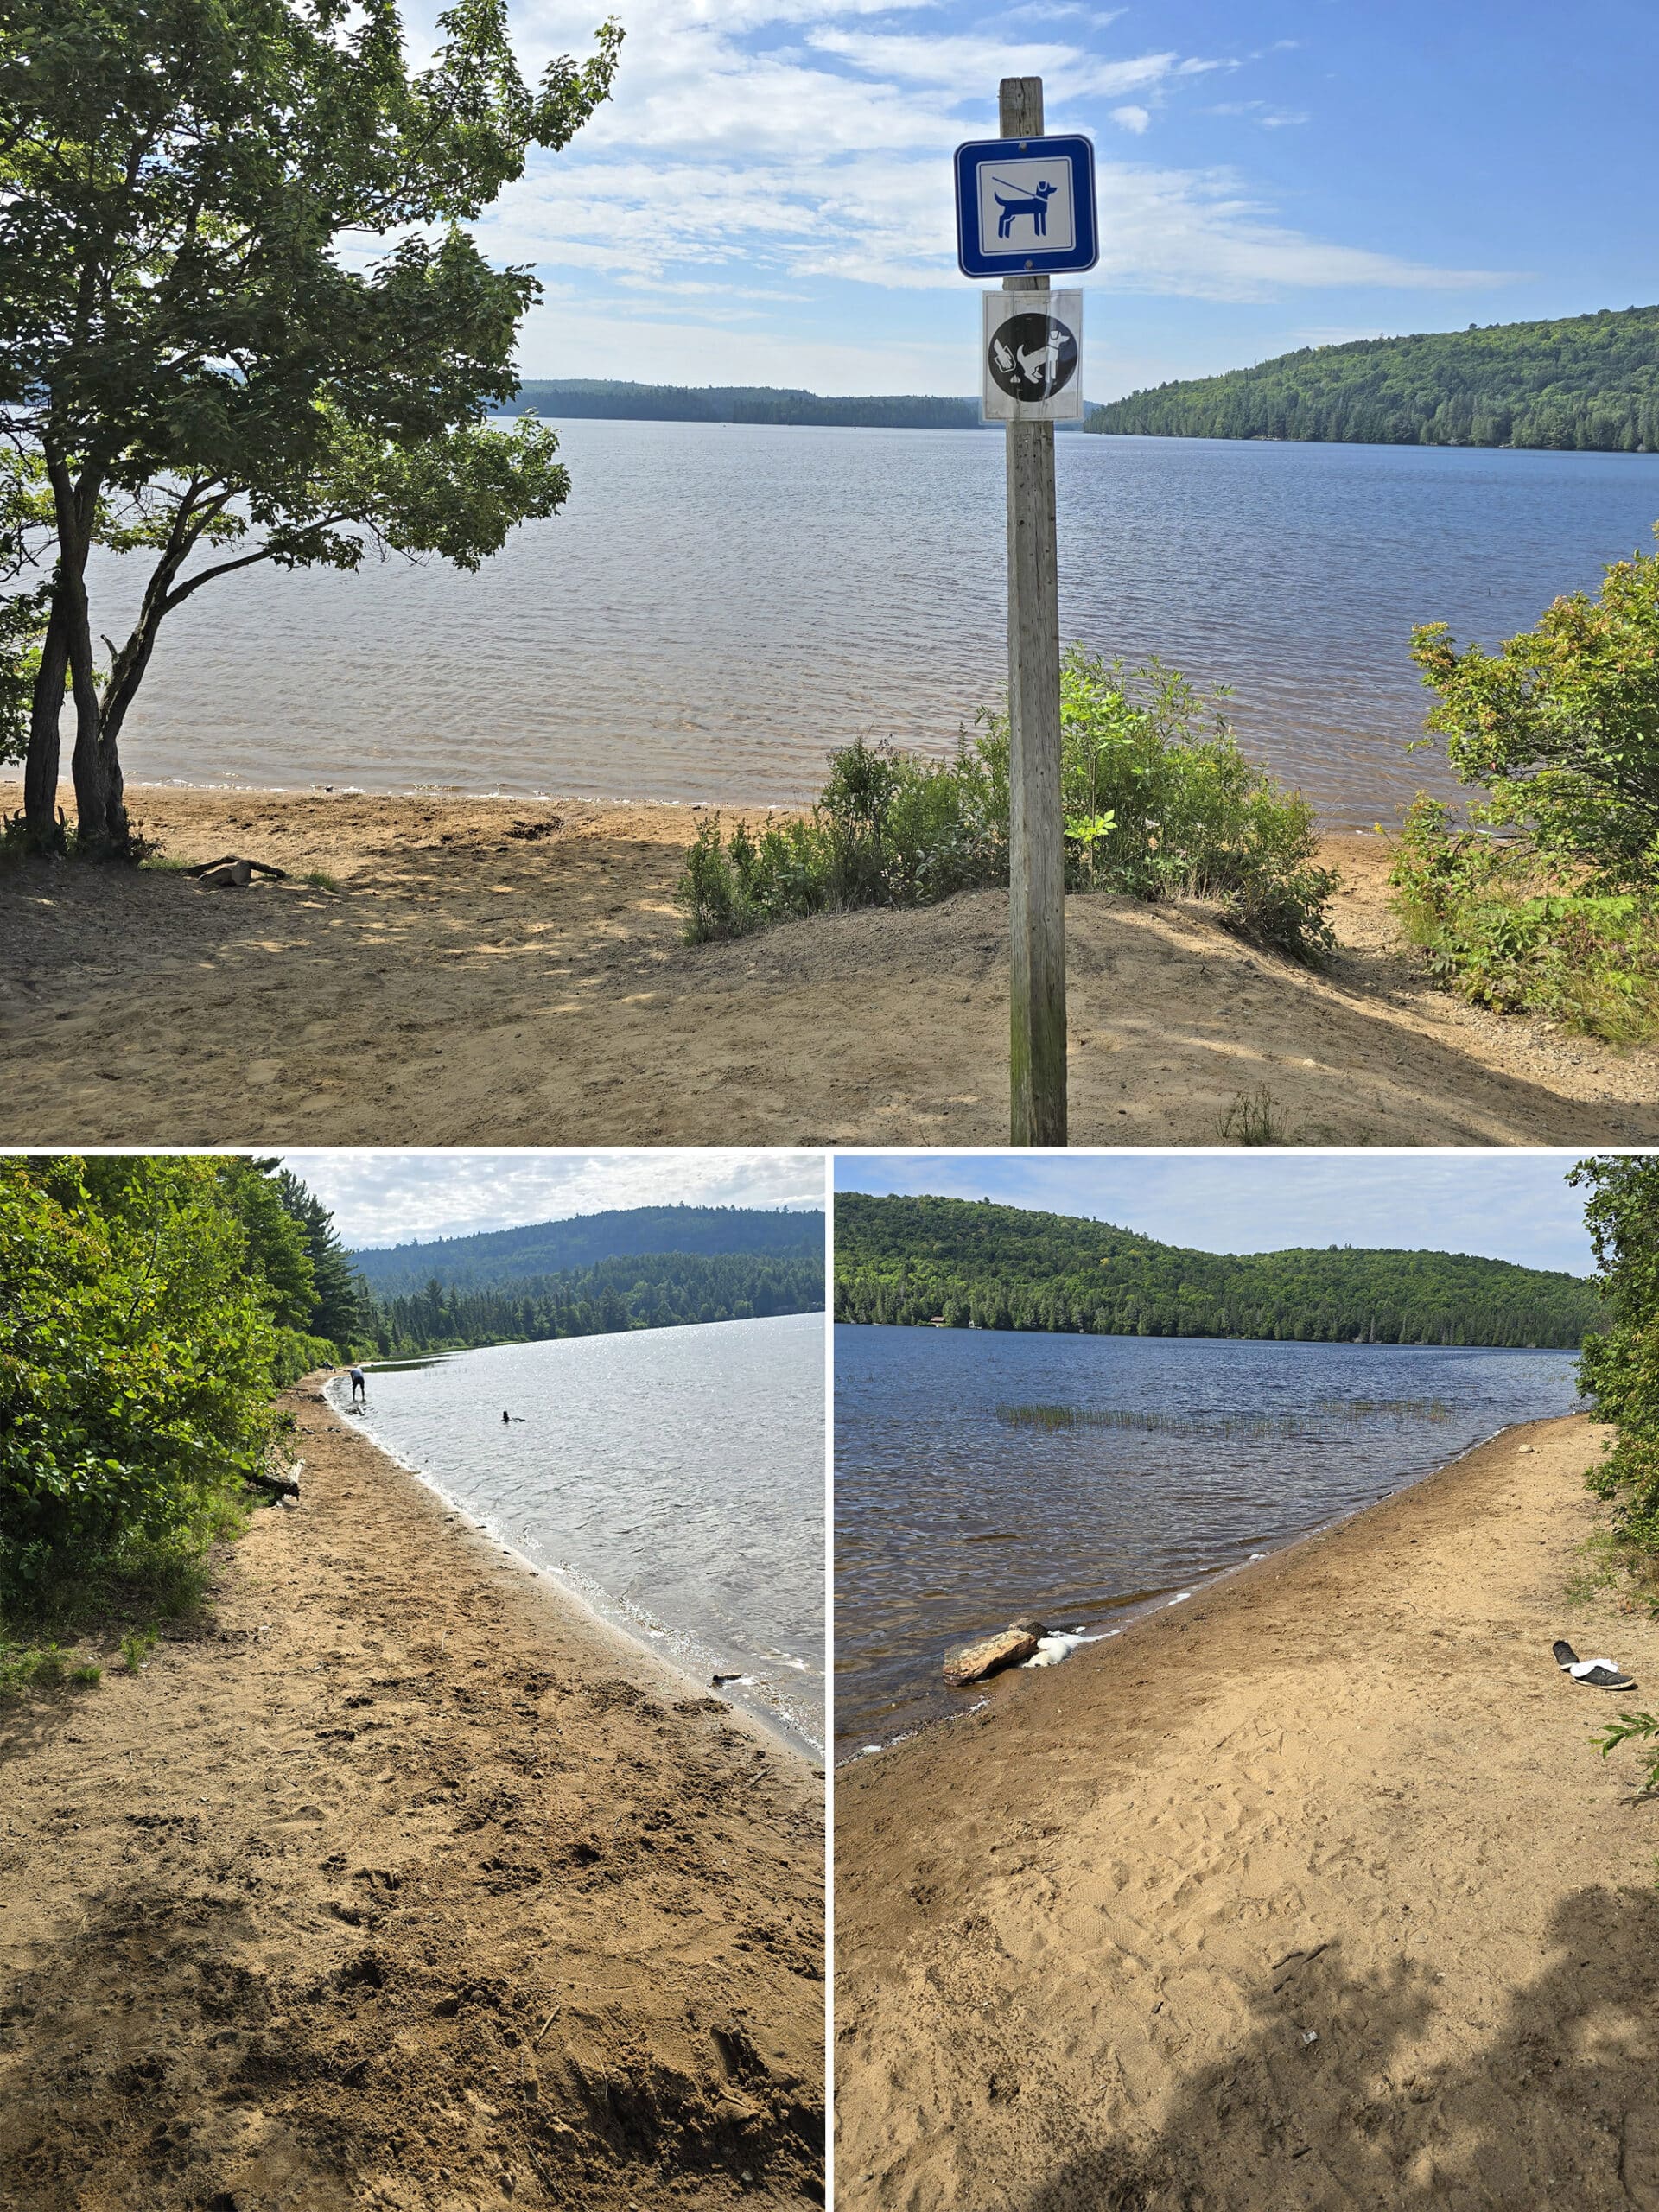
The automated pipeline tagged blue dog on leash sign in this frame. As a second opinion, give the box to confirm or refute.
[954,134,1098,279]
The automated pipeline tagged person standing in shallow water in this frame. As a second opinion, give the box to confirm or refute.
[349,1363,366,1404]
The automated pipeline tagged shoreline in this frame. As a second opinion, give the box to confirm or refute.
[835,1410,1659,2212]
[836,1404,1571,1763]
[0,1382,826,2211]
[325,1372,825,1763]
[4,782,1653,1146]
[29,773,1414,838]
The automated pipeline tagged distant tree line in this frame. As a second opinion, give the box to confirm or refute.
[351,1203,823,1296]
[1088,305,1659,452]
[496,379,986,429]
[363,1249,823,1355]
[834,1195,1599,1348]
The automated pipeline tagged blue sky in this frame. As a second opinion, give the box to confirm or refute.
[283,1150,828,1249]
[833,1153,1600,1274]
[405,0,1658,397]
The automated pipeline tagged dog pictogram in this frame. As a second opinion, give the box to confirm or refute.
[993,176,1058,239]
[987,310,1078,404]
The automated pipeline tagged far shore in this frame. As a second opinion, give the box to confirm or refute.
[835,1412,1659,2212]
[3,780,1655,1146]
[0,1382,826,2212]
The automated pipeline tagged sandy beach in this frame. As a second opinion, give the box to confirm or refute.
[834,1414,1659,2212]
[0,1385,825,2212]
[1,784,1653,1147]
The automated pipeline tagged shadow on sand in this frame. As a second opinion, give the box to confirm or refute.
[1027,1885,1659,2212]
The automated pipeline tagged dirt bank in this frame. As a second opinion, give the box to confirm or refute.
[0,1386,825,2212]
[834,1414,1659,2212]
[1,785,1652,1147]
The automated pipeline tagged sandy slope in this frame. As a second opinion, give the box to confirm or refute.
[1,785,1652,1147]
[834,1415,1659,2212]
[0,1387,825,2212]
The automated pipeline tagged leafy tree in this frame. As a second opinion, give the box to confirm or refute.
[208,1159,319,1331]
[0,0,621,851]
[274,1169,366,1346]
[0,1157,279,1615]
[1409,531,1659,887]
[1571,1155,1659,1549]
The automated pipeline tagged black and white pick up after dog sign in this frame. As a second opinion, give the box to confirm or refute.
[982,290,1083,422]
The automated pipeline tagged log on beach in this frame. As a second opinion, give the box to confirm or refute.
[942,1624,1041,1685]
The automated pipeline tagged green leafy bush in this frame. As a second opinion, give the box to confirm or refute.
[271,1328,348,1388]
[678,652,1335,963]
[0,1158,278,1621]
[1389,798,1659,1042]
[1572,1157,1659,1575]
[1409,529,1659,889]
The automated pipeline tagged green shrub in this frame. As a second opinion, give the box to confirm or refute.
[0,1159,277,1623]
[1410,527,1659,890]
[271,1328,348,1388]
[677,653,1336,963]
[1571,1158,1659,1599]
[1390,798,1659,1042]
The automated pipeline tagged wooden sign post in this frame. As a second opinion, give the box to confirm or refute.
[956,80,1093,1143]
[999,74,1065,1147]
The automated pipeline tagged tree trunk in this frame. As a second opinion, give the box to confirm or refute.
[74,701,130,855]
[22,594,70,847]
[65,595,126,855]
[35,450,130,855]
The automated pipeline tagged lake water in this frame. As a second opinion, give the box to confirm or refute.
[833,1325,1585,1757]
[90,423,1659,825]
[324,1313,826,1758]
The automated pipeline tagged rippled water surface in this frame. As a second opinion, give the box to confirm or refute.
[834,1325,1584,1755]
[92,423,1659,822]
[327,1313,825,1756]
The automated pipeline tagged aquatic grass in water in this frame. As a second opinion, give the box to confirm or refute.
[995,1397,1454,1439]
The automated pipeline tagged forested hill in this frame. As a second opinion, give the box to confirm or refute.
[835,1195,1598,1347]
[1086,304,1659,452]
[494,380,987,429]
[365,1248,823,1357]
[351,1205,823,1295]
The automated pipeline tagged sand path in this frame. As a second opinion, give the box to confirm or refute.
[1,787,1652,1147]
[0,1387,824,2212]
[834,1415,1659,2212]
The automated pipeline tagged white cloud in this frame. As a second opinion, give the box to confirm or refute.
[808,29,1190,101]
[515,289,970,391]
[997,3,1128,21]
[1208,98,1307,126]
[392,3,1519,381]
[283,1150,827,1250]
